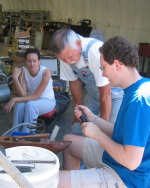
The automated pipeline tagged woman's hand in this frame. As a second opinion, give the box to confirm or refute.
[3,98,16,113]
[74,105,94,122]
[12,67,22,80]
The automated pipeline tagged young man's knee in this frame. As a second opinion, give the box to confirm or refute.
[63,134,72,141]
[63,134,85,156]
[63,134,79,141]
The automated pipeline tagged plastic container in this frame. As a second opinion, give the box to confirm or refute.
[0,146,60,188]
[10,131,35,136]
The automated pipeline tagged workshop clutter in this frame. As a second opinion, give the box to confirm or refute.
[4,37,9,44]
[138,43,150,57]
[18,37,30,49]
[0,63,11,103]
[2,45,12,56]
[0,61,7,76]
[138,43,150,78]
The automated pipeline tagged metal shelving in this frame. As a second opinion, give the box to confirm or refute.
[1,11,20,43]
[19,10,50,48]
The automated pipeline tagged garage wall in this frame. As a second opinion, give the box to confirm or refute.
[0,0,149,47]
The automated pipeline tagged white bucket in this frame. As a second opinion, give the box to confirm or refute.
[0,146,60,188]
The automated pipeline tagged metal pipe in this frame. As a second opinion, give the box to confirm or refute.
[11,160,56,164]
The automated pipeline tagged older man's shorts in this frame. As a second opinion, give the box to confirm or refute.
[70,137,127,188]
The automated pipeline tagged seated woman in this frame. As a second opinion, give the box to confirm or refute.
[3,48,56,133]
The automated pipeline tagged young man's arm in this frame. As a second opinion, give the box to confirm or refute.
[82,122,144,170]
[75,105,114,137]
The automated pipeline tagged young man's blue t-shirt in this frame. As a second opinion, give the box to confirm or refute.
[102,77,150,188]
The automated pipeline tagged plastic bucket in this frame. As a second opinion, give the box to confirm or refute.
[0,146,60,188]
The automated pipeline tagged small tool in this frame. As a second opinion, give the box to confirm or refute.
[79,109,88,123]
[11,160,56,164]
[0,145,6,156]
[0,167,32,173]
[50,125,60,141]
[13,163,35,169]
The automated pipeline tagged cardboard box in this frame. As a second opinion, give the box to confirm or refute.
[11,55,25,64]
[19,27,31,38]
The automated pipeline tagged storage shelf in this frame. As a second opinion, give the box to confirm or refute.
[19,10,50,49]
[1,11,21,43]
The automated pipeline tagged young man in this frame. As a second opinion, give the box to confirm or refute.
[58,36,150,188]
[51,28,123,135]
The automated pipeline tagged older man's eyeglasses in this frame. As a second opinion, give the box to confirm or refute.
[99,66,104,71]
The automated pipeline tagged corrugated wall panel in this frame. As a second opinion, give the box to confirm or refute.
[0,0,149,46]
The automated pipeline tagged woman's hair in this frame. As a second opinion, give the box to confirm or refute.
[100,36,139,70]
[25,48,41,60]
[51,28,80,54]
